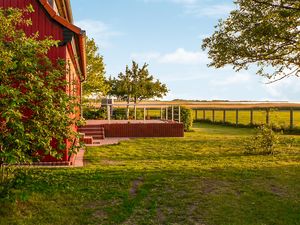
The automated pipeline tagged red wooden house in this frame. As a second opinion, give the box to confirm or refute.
[0,0,86,164]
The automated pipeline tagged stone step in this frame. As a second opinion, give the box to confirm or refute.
[78,126,104,129]
[78,128,104,132]
[93,135,105,140]
[80,131,105,136]
[80,136,93,145]
[93,140,102,145]
[79,125,104,129]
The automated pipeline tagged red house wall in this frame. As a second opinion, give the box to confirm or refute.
[0,0,66,59]
[0,0,78,162]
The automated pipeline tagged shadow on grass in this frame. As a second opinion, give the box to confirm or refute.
[1,123,300,225]
[1,164,300,225]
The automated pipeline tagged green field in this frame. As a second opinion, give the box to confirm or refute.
[1,123,300,225]
[194,109,300,129]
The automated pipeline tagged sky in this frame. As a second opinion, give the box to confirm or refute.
[71,0,300,102]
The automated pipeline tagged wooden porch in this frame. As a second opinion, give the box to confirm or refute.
[78,120,184,145]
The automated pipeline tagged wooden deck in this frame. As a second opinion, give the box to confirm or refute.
[80,120,184,138]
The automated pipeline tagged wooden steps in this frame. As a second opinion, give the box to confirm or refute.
[78,125,105,144]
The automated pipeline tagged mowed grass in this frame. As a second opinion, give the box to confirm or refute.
[194,109,300,129]
[1,123,300,225]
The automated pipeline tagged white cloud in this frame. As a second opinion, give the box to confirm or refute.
[213,73,252,86]
[264,85,282,98]
[159,48,208,64]
[142,0,234,17]
[75,19,122,48]
[211,73,252,86]
[185,3,234,17]
[197,33,209,40]
[262,77,300,100]
[128,48,300,101]
[170,0,197,4]
[130,52,161,62]
[143,0,197,5]
[161,74,209,82]
[130,48,208,65]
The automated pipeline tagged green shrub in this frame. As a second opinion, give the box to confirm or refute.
[244,125,280,155]
[270,122,287,132]
[132,109,143,120]
[112,108,143,120]
[180,106,193,132]
[112,108,127,120]
[83,107,107,120]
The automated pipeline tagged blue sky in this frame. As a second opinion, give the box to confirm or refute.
[72,0,300,101]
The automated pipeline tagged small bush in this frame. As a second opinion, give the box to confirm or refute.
[244,125,280,155]
[112,108,143,120]
[112,108,127,120]
[132,109,143,120]
[180,106,193,132]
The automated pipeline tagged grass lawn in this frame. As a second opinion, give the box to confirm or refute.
[1,123,300,225]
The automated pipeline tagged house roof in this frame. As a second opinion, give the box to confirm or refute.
[39,0,86,80]
[54,0,74,23]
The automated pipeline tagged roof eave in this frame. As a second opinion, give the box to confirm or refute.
[38,0,86,79]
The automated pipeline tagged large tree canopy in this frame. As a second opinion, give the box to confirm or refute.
[202,0,300,81]
[0,6,81,166]
[83,38,109,98]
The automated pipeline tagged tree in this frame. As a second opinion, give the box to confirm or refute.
[109,61,168,118]
[83,38,109,99]
[0,6,81,177]
[202,0,300,82]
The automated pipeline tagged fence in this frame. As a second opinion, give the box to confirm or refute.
[193,107,300,130]
[103,104,181,123]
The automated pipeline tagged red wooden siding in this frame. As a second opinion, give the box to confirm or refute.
[0,0,66,60]
[0,0,79,163]
[99,123,184,138]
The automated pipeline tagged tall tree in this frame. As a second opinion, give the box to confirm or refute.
[0,6,81,171]
[202,0,300,82]
[83,38,109,98]
[109,61,168,118]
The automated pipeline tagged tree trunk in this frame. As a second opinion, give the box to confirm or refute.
[126,98,130,120]
[1,163,4,184]
[134,97,137,120]
[0,145,4,184]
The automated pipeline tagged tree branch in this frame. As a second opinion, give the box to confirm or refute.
[265,67,298,84]
[252,0,300,11]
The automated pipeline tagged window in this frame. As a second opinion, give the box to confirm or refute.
[47,0,59,14]
[47,0,53,7]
